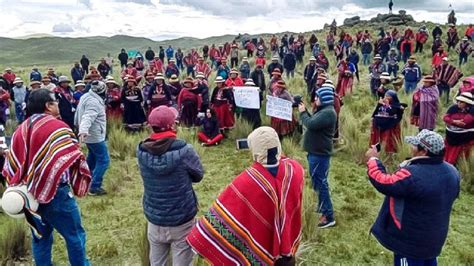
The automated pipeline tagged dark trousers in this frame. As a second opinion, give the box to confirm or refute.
[415,42,423,53]
[230,58,238,68]
[438,82,451,104]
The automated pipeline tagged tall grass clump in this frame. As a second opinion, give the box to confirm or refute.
[0,220,30,263]
[228,118,253,140]
[137,223,150,266]
[458,155,474,193]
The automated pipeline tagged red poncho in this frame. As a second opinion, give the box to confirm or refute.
[187,158,304,265]
[3,114,91,204]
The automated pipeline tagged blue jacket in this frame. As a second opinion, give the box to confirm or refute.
[30,71,42,82]
[367,156,460,259]
[137,138,203,227]
[401,63,422,82]
[166,47,174,59]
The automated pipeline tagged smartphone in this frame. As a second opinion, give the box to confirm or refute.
[375,143,381,152]
[236,139,249,150]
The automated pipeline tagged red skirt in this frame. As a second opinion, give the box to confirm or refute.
[107,106,123,120]
[213,103,235,129]
[271,116,296,137]
[336,76,353,97]
[370,124,401,153]
[444,140,474,164]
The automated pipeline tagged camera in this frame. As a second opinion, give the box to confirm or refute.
[292,95,303,108]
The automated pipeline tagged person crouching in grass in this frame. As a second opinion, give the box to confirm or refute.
[137,105,204,265]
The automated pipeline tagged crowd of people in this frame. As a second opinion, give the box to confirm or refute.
[0,22,472,266]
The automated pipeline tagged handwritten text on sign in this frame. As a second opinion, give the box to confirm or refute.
[233,87,260,109]
[266,95,293,121]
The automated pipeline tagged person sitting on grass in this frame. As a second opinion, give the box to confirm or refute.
[137,105,203,266]
[197,109,224,146]
[187,126,304,265]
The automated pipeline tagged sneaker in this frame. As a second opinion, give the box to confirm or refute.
[88,188,107,196]
[318,215,336,229]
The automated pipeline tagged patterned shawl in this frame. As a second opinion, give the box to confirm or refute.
[3,114,91,204]
[187,158,304,265]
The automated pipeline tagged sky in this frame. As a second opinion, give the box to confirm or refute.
[0,0,472,41]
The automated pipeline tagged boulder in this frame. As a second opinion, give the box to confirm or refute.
[399,10,407,16]
[343,16,361,26]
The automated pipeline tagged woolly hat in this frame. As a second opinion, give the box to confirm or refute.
[315,86,334,106]
[247,126,282,167]
[91,80,106,94]
[148,106,178,131]
[13,77,23,84]
[1,185,39,219]
[405,129,445,155]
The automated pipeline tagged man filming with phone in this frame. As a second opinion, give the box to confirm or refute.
[365,129,460,266]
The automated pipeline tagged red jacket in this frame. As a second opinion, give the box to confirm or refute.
[415,32,428,44]
[432,51,448,67]
[256,57,266,67]
[225,77,244,88]
[2,72,16,85]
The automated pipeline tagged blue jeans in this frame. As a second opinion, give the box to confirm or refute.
[33,185,89,266]
[86,141,110,190]
[394,254,437,266]
[362,53,371,65]
[307,153,333,219]
[404,81,418,93]
[15,103,25,123]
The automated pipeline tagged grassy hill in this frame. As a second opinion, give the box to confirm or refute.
[0,20,473,265]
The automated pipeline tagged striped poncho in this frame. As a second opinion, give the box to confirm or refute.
[2,114,91,204]
[187,158,304,265]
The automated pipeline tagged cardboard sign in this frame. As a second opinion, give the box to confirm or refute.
[266,95,293,121]
[233,86,260,109]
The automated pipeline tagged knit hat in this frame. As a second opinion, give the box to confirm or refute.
[215,76,225,83]
[456,92,474,105]
[13,77,23,85]
[1,185,39,219]
[148,106,178,131]
[58,76,71,83]
[247,126,282,167]
[90,80,106,94]
[315,86,334,106]
[405,129,445,155]
[322,81,335,90]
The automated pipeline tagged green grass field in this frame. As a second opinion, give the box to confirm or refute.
[0,25,473,265]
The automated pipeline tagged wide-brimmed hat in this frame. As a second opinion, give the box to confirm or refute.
[271,69,282,76]
[456,92,474,105]
[105,77,117,85]
[169,74,179,82]
[245,79,256,86]
[422,75,436,83]
[127,61,133,65]
[272,56,279,61]
[215,76,225,83]
[126,77,137,84]
[230,68,239,75]
[29,80,41,86]
[242,57,248,61]
[4,67,12,72]
[196,72,205,79]
[1,185,39,219]
[58,76,71,83]
[75,81,86,88]
[380,72,391,81]
[183,77,194,84]
[309,56,316,61]
[405,129,445,155]
[462,36,469,41]
[41,76,51,82]
[169,58,176,63]
[13,77,24,84]
[408,56,416,62]
[374,54,382,60]
[442,57,449,61]
[148,106,178,131]
[154,73,165,80]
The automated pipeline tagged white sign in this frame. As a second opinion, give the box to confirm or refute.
[233,87,260,109]
[266,95,293,121]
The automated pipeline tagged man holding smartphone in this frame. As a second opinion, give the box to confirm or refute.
[299,86,337,228]
[365,130,460,266]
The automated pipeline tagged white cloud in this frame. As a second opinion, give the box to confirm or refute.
[0,0,472,40]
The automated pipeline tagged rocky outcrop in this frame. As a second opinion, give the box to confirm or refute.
[343,10,415,27]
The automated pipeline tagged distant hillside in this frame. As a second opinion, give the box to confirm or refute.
[0,34,237,67]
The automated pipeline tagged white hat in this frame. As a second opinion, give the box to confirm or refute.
[442,57,449,61]
[272,56,279,61]
[215,76,225,83]
[247,127,282,167]
[324,79,334,85]
[245,79,256,86]
[58,76,71,83]
[1,185,39,219]
[75,81,86,88]
[196,72,205,79]
[309,56,316,61]
[456,92,474,105]
[105,77,117,84]
[380,72,391,80]
[13,77,24,84]
[462,37,469,41]
[374,54,382,60]
[154,73,165,80]
[5,67,12,71]
[323,81,335,89]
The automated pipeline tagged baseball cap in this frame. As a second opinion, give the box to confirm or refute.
[148,106,178,131]
[405,129,445,155]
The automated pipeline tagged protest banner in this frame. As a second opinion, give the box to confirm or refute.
[266,95,293,121]
[233,86,260,109]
